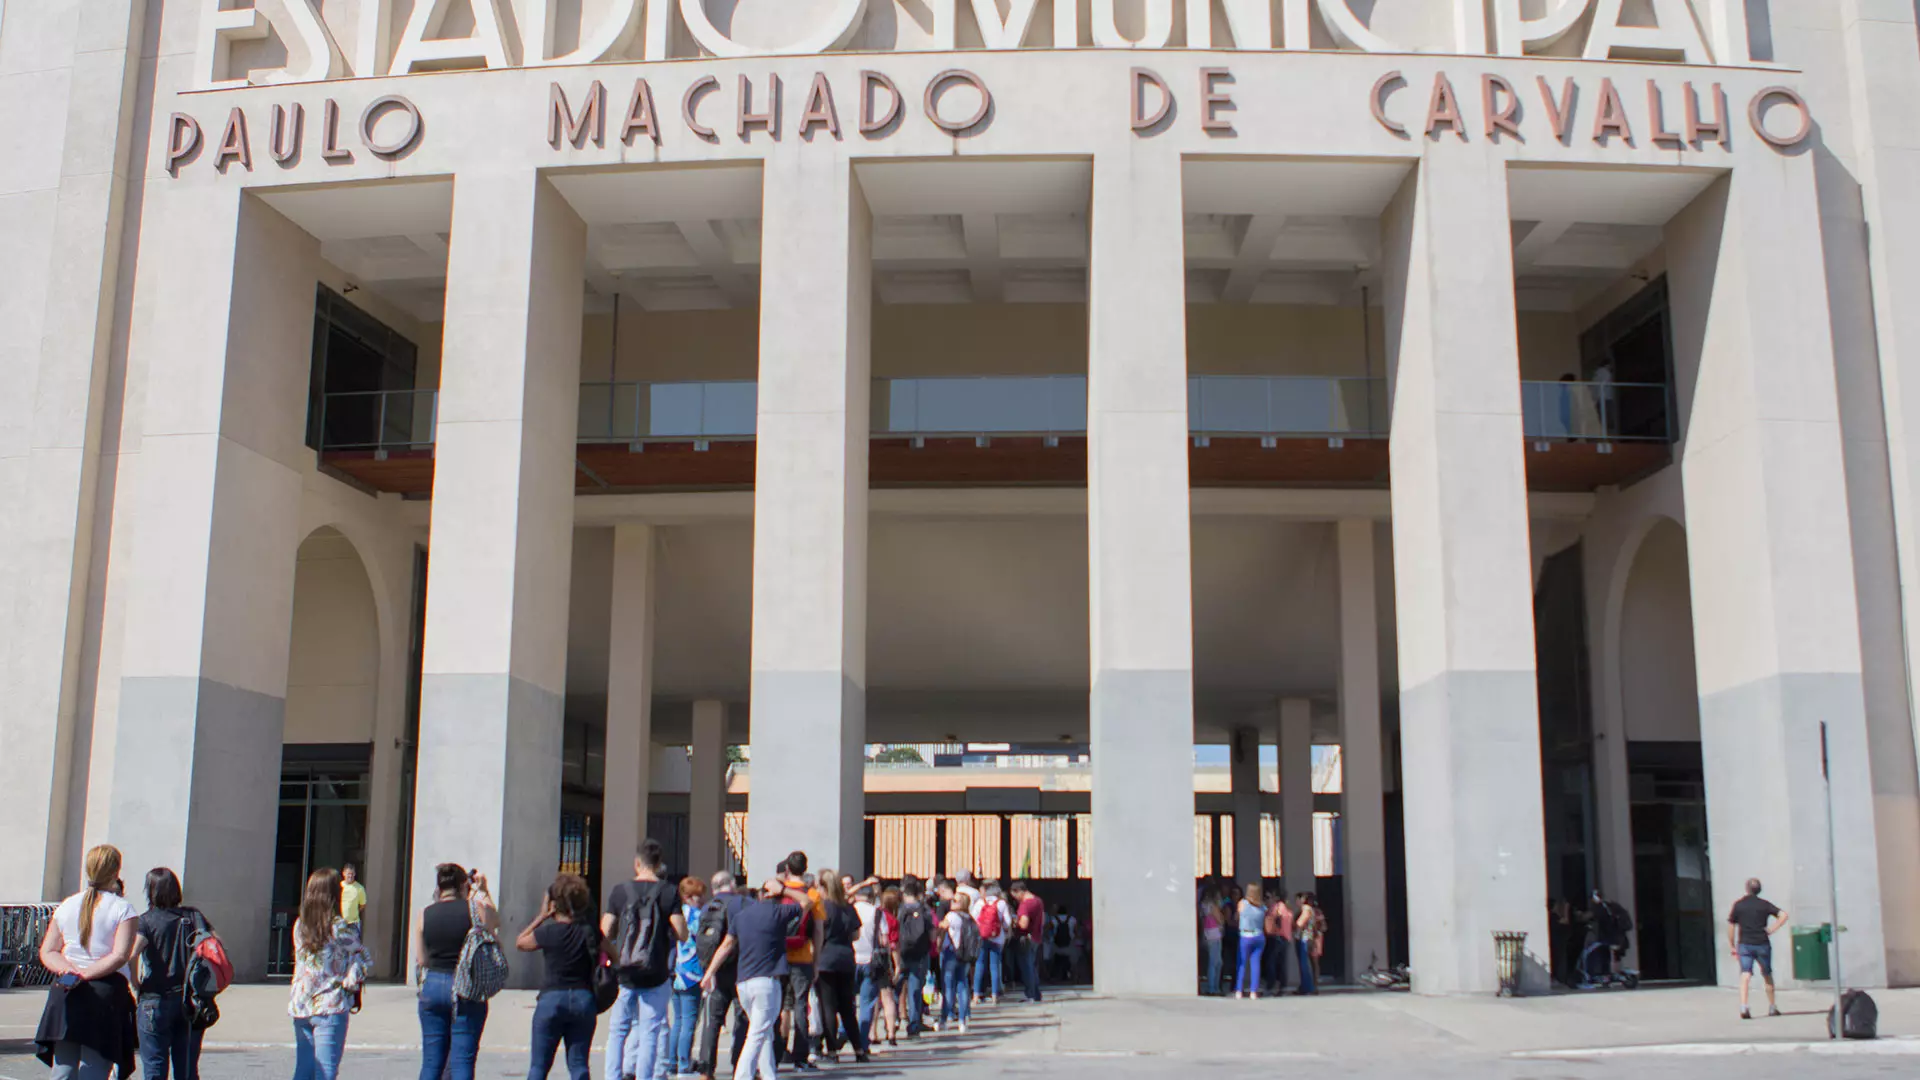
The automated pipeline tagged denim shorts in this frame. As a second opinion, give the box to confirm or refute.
[1737,943,1773,976]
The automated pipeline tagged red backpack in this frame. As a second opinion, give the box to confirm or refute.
[976,900,1002,938]
[781,888,814,952]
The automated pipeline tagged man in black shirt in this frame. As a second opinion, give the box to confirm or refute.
[691,872,749,1080]
[1727,878,1788,1019]
[599,840,688,1080]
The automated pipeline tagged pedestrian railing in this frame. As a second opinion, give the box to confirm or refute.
[317,388,438,453]
[578,380,759,443]
[0,903,59,988]
[1519,380,1670,442]
[1188,375,1386,438]
[876,376,1089,438]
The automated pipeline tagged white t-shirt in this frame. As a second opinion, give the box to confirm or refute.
[853,900,877,966]
[942,908,971,951]
[54,890,137,968]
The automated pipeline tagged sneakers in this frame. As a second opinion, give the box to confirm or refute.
[958,1021,969,1034]
[1740,1007,1752,1020]
[1769,1006,1782,1018]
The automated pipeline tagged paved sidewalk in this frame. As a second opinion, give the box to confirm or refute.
[3,982,1917,1073]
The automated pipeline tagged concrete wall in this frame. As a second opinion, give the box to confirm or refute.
[1619,519,1702,744]
[283,528,381,746]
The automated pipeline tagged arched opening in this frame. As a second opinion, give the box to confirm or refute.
[267,526,382,974]
[1618,518,1712,983]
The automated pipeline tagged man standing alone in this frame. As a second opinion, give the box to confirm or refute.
[1010,882,1044,1002]
[1728,878,1788,1020]
[340,864,367,938]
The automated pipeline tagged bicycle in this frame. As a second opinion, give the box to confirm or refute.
[1359,953,1411,991]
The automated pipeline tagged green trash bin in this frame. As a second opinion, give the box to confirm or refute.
[1791,925,1832,982]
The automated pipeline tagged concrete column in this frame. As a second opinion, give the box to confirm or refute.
[601,524,656,886]
[1280,698,1314,906]
[410,172,585,983]
[1229,727,1262,886]
[1667,164,1888,987]
[1834,0,1920,984]
[1381,154,1551,995]
[106,190,316,978]
[0,0,146,899]
[690,699,728,879]
[746,152,871,879]
[1087,146,1195,996]
[1337,519,1389,975]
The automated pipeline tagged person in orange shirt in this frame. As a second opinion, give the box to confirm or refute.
[776,852,826,1070]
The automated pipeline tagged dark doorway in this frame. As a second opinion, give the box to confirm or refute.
[268,744,372,977]
[1629,741,1715,982]
[1536,545,1597,911]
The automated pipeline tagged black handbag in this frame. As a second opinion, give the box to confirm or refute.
[592,956,619,1014]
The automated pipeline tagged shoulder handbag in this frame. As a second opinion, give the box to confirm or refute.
[592,954,619,1014]
[452,897,510,1001]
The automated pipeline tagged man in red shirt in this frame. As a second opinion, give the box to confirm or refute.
[1010,881,1046,1002]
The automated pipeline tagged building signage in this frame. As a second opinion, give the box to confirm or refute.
[196,0,1749,91]
[162,63,1812,178]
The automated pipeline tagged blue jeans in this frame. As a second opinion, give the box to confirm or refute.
[1015,939,1042,1001]
[1738,943,1774,977]
[1236,936,1264,994]
[137,994,204,1080]
[419,969,488,1080]
[528,988,595,1080]
[293,1013,349,1080]
[973,941,1003,1000]
[855,963,877,1034]
[604,981,671,1080]
[939,950,971,1025]
[901,956,930,1035]
[1296,938,1317,994]
[668,988,700,1073]
[1204,936,1222,995]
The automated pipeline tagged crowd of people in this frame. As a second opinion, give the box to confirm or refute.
[1195,880,1326,998]
[26,840,1096,1080]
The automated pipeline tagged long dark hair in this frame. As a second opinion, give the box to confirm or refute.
[145,868,183,910]
[296,868,342,956]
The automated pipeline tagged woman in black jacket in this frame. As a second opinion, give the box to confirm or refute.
[130,868,216,1080]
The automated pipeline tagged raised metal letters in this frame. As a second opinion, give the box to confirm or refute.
[924,70,991,135]
[360,96,423,158]
[1750,86,1812,149]
[165,113,203,176]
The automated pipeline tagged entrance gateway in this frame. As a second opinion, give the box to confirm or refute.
[7,0,1917,1004]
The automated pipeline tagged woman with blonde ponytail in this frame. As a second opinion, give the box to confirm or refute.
[34,844,139,1080]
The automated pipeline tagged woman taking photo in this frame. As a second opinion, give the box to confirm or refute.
[515,873,600,1080]
[34,844,138,1080]
[811,872,870,1064]
[288,868,371,1080]
[416,863,498,1080]
[131,867,214,1080]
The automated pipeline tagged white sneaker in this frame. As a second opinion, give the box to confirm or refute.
[958,1022,969,1034]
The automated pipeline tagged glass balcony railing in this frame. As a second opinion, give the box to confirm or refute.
[875,376,1088,436]
[1188,376,1386,437]
[577,380,758,442]
[1521,380,1670,442]
[317,389,437,452]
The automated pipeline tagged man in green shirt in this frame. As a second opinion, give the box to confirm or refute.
[341,864,368,938]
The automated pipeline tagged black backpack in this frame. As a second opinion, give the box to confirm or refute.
[695,896,733,972]
[1052,916,1073,949]
[615,883,668,980]
[1832,990,1878,1040]
[955,913,982,964]
[898,904,932,961]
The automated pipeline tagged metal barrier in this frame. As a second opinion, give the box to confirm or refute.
[1,903,59,988]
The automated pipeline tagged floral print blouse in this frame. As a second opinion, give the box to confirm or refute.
[288,917,372,1018]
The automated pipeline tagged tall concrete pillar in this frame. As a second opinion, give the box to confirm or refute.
[1280,698,1314,905]
[107,190,316,978]
[1087,147,1195,996]
[411,172,586,980]
[1666,165,1888,987]
[602,524,656,887]
[0,0,146,900]
[1229,727,1262,886]
[1337,519,1389,975]
[746,153,871,879]
[1381,154,1551,994]
[690,700,728,879]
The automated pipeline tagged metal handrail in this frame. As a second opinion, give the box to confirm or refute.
[1,903,59,988]
[1519,379,1670,442]
[578,379,758,443]
[1188,375,1386,437]
[318,388,438,453]
[876,375,1088,438]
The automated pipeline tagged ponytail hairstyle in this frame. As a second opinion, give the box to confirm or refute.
[78,844,123,947]
[296,868,343,956]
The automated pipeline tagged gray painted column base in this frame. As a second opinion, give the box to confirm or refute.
[112,676,285,981]
[747,670,865,880]
[1399,670,1553,996]
[1091,669,1197,996]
